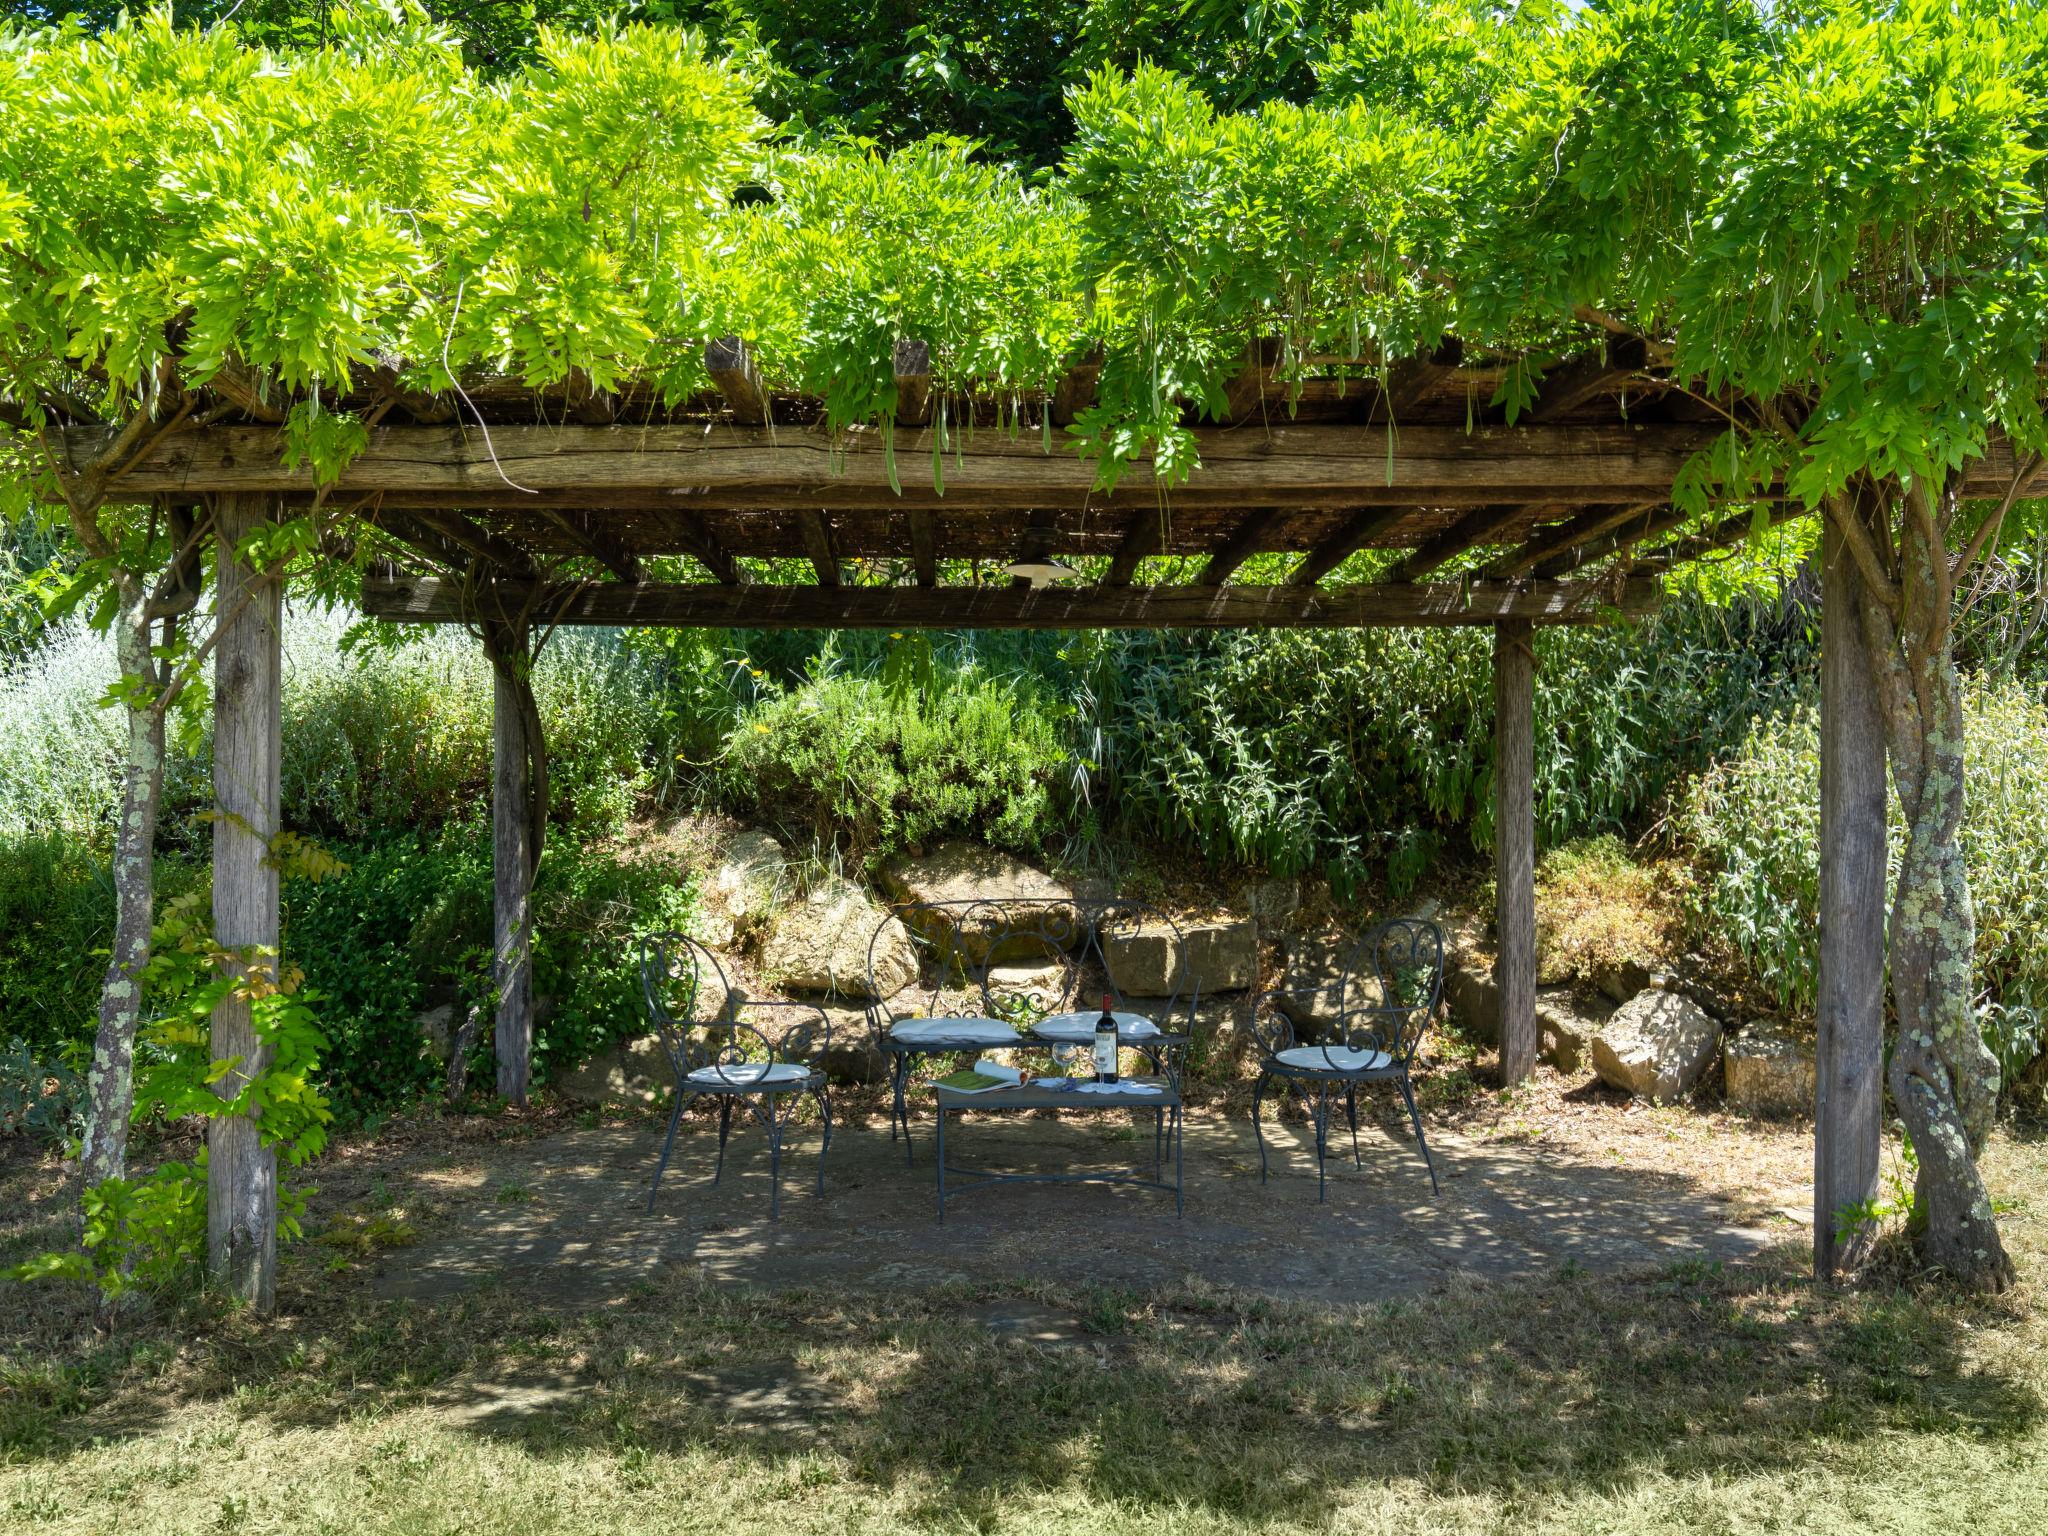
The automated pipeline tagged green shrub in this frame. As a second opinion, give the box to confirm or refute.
[1083,593,1816,892]
[284,830,695,1119]
[720,652,1067,859]
[1678,675,2048,1080]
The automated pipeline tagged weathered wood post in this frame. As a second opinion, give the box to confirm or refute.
[486,624,535,1104]
[1816,518,1886,1275]
[209,493,281,1310]
[1494,619,1537,1083]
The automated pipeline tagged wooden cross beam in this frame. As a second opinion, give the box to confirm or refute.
[363,574,1662,630]
[1288,507,1413,587]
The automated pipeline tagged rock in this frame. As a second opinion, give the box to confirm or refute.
[1592,958,1654,1006]
[555,1033,670,1107]
[880,843,1076,960]
[1239,875,1302,932]
[1271,926,1352,1041]
[762,875,917,1000]
[1118,993,1250,1078]
[417,1003,458,1064]
[988,958,1073,1012]
[1536,989,1604,1074]
[1105,914,1256,996]
[1723,1020,1816,1118]
[696,829,788,948]
[1591,989,1721,1101]
[1443,964,1499,1046]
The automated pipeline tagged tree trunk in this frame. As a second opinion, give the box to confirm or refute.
[1853,481,2014,1291]
[79,583,166,1318]
[208,495,282,1312]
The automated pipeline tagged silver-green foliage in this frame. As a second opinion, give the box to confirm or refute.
[0,605,663,840]
[1679,675,2048,1078]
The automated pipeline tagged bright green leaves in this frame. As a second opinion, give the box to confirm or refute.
[2,3,2047,521]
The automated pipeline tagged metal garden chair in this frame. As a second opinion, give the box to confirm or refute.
[641,932,833,1219]
[1251,917,1443,1199]
[868,898,1019,1161]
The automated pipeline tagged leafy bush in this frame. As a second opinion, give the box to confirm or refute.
[285,829,695,1118]
[0,1036,84,1144]
[720,646,1067,859]
[1083,593,1816,892]
[1678,676,2048,1079]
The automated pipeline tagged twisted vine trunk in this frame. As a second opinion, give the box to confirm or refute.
[79,583,163,1195]
[1855,480,2014,1291]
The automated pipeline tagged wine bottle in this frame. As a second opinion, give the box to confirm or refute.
[1093,991,1119,1085]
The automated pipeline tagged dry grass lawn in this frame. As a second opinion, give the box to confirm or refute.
[1,1096,2044,1536]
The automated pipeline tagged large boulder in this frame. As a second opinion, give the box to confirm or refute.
[555,1033,670,1107]
[1537,989,1606,1074]
[1105,914,1256,997]
[1723,1020,1816,1118]
[1438,915,1498,1045]
[1270,927,1352,1041]
[763,875,917,999]
[1591,989,1721,1101]
[880,842,1077,960]
[696,828,788,949]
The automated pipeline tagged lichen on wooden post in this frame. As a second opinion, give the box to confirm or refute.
[1493,619,1537,1085]
[482,619,546,1105]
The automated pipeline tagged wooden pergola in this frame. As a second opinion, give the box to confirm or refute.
[70,334,2048,1307]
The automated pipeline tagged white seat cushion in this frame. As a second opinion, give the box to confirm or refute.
[1275,1045,1391,1073]
[1031,1011,1160,1043]
[686,1061,811,1088]
[888,1017,1021,1046]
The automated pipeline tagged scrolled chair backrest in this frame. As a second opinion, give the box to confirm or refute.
[870,899,1003,1030]
[1339,917,1444,1066]
[638,931,771,1077]
[972,897,1191,1028]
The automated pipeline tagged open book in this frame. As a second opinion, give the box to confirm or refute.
[931,1058,1024,1094]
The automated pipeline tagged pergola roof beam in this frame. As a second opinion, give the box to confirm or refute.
[1521,337,1651,423]
[705,336,770,426]
[1199,507,1287,586]
[364,574,1662,630]
[1384,503,1539,584]
[1288,507,1414,587]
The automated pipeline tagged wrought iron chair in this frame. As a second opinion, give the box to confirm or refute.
[1251,917,1443,1199]
[641,932,832,1218]
[868,898,1019,1161]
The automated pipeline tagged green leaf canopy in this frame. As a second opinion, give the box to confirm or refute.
[0,0,2044,501]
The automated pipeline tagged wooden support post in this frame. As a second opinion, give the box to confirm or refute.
[1816,516,1886,1275]
[1493,619,1537,1085]
[209,493,282,1311]
[491,640,534,1104]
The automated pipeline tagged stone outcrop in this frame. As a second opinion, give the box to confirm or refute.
[880,842,1076,960]
[696,829,788,949]
[763,875,917,999]
[1536,988,1605,1074]
[1104,914,1256,996]
[1723,1020,1816,1117]
[1591,989,1721,1101]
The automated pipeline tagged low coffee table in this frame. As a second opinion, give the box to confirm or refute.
[931,1075,1185,1219]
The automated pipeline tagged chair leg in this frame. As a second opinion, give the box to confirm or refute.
[648,1088,691,1213]
[1345,1086,1361,1169]
[898,1054,918,1166]
[713,1095,734,1187]
[888,1053,903,1142]
[768,1093,785,1222]
[1314,1084,1330,1204]
[1252,1072,1271,1185]
[1399,1076,1440,1196]
[815,1085,833,1196]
